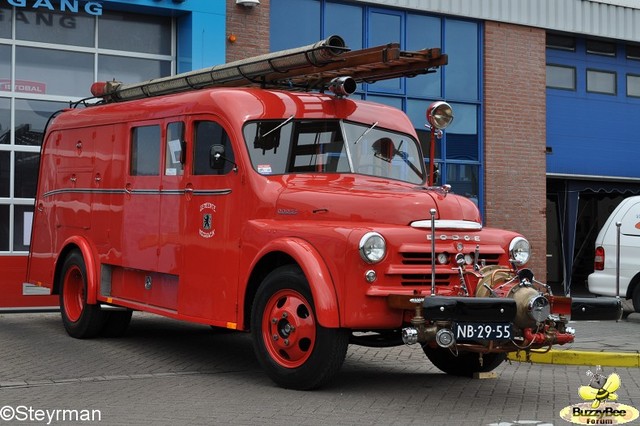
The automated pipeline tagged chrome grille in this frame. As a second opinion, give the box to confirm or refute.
[400,252,501,266]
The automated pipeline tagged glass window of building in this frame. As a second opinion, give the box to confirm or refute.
[325,3,362,50]
[627,74,640,97]
[367,10,403,93]
[547,33,576,51]
[14,151,39,198]
[15,100,67,146]
[98,11,171,55]
[626,44,640,60]
[0,98,9,144]
[0,6,13,39]
[0,150,9,197]
[0,205,8,251]
[444,19,478,100]
[587,69,616,95]
[446,103,478,162]
[447,164,479,204]
[271,0,320,50]
[16,47,93,97]
[406,14,441,98]
[13,204,33,251]
[15,8,94,47]
[98,55,171,84]
[547,65,576,90]
[586,39,616,56]
[0,45,11,95]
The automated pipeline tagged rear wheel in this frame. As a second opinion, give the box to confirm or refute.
[59,250,106,338]
[251,265,349,390]
[423,347,506,377]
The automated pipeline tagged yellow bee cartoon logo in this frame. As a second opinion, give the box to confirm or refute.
[578,366,620,408]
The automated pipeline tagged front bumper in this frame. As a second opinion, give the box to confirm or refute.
[422,296,516,322]
[389,294,622,351]
[570,297,622,321]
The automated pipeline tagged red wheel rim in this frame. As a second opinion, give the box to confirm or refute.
[62,265,84,322]
[261,289,316,368]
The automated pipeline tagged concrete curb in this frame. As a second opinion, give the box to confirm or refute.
[507,350,640,368]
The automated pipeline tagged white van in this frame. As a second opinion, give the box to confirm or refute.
[588,195,640,311]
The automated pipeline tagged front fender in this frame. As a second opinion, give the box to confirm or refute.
[252,237,340,328]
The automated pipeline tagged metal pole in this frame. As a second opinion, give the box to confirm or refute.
[427,131,438,186]
[616,221,621,299]
[430,208,437,297]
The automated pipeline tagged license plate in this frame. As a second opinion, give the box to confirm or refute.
[454,322,513,340]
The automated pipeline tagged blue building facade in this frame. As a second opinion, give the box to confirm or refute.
[546,34,640,291]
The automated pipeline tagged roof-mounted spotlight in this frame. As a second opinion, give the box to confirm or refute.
[236,0,260,6]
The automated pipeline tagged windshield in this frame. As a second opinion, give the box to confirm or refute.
[243,119,425,185]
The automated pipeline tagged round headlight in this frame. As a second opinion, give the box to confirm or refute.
[359,232,386,264]
[426,101,454,130]
[509,237,531,266]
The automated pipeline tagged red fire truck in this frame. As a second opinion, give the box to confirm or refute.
[25,36,620,389]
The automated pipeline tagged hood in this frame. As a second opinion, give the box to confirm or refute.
[274,175,482,226]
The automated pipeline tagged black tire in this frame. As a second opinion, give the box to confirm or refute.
[632,285,640,313]
[101,310,133,337]
[250,265,349,390]
[59,250,107,339]
[423,347,506,377]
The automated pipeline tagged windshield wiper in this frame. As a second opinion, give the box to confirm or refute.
[353,121,378,145]
[261,115,294,139]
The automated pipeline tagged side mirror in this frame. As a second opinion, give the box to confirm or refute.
[210,144,225,170]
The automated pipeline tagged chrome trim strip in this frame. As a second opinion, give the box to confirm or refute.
[42,188,232,198]
[410,219,482,230]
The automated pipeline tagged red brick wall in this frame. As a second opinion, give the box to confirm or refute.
[226,0,271,62]
[484,22,547,281]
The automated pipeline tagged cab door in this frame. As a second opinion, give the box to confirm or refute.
[179,116,241,323]
[113,121,182,310]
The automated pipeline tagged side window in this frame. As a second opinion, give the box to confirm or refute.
[193,121,235,175]
[621,201,640,237]
[165,122,185,176]
[131,125,161,176]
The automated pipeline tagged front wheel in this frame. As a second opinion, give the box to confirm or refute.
[251,265,349,390]
[59,250,107,338]
[423,347,506,377]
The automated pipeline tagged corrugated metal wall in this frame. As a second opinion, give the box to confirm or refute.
[353,0,640,42]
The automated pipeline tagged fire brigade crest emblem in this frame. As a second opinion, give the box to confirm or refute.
[199,202,216,238]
